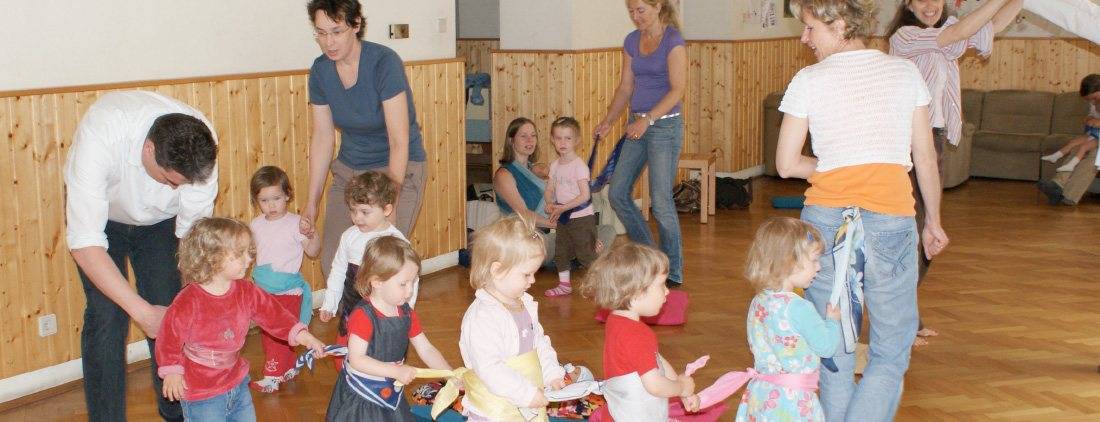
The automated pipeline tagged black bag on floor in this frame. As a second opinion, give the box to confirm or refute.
[716,177,752,210]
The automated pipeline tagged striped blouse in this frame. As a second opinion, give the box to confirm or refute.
[889,16,993,146]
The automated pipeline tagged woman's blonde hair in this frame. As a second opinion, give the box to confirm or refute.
[582,242,669,310]
[177,217,254,285]
[469,215,546,289]
[744,217,825,292]
[626,0,683,33]
[354,236,421,298]
[790,0,879,41]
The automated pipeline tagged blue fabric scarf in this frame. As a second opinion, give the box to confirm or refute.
[496,161,549,219]
[820,206,865,373]
[250,264,312,325]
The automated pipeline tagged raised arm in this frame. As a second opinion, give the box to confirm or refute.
[937,0,1010,46]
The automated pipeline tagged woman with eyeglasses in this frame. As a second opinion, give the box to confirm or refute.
[301,0,427,281]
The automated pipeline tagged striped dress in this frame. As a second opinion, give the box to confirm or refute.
[889,16,993,146]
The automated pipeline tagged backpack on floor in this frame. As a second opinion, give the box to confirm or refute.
[715,177,752,210]
[673,180,701,213]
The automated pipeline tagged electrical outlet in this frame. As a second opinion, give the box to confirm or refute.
[39,314,57,337]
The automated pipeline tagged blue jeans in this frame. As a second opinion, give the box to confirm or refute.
[800,205,919,422]
[181,376,256,422]
[78,218,183,421]
[608,115,684,282]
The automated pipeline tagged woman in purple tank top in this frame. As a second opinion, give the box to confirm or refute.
[595,0,688,287]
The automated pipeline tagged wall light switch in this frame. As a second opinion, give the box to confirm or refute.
[39,314,57,337]
[436,17,447,33]
[389,24,409,39]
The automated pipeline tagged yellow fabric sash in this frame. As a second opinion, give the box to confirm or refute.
[411,349,546,421]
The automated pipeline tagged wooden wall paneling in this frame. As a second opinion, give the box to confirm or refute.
[11,95,49,372]
[0,97,27,378]
[34,93,75,367]
[457,39,499,75]
[408,64,431,255]
[243,79,262,222]
[54,93,81,362]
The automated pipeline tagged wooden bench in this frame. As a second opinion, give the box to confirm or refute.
[639,151,718,224]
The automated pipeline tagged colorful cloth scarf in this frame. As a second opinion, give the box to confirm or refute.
[820,206,865,373]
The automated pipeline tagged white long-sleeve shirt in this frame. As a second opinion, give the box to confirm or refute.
[321,224,418,313]
[64,91,218,250]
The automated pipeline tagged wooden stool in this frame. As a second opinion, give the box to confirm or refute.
[639,152,718,223]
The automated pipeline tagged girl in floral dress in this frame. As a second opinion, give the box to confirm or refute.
[735,218,840,422]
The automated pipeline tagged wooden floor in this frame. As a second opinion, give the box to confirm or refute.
[2,177,1098,421]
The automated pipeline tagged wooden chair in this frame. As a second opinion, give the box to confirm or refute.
[639,151,718,223]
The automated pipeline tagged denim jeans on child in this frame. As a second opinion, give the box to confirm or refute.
[608,115,685,283]
[801,205,919,422]
[181,376,257,422]
[78,218,183,422]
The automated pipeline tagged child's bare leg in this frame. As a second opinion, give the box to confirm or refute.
[1075,138,1099,159]
[1044,136,1088,162]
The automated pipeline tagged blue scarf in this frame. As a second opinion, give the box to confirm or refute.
[496,161,549,218]
[820,207,865,373]
[250,264,312,325]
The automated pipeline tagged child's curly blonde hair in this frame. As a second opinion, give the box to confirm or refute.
[177,217,254,285]
[469,215,546,289]
[582,242,669,311]
[744,217,825,292]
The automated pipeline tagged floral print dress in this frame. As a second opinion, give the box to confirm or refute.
[735,290,839,422]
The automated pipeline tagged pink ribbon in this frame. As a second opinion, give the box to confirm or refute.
[183,343,239,369]
[694,368,819,410]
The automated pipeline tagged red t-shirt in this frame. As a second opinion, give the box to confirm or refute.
[603,314,659,378]
[347,299,423,342]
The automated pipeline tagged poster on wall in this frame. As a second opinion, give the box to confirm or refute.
[744,0,779,29]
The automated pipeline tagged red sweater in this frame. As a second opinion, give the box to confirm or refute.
[155,279,307,401]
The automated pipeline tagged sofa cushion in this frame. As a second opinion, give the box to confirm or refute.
[1050,92,1090,135]
[980,90,1054,134]
[971,131,1045,153]
[961,89,984,129]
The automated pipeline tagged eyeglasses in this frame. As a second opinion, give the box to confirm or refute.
[314,26,351,39]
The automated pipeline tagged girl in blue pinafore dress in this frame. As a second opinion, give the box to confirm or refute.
[326,237,455,421]
[735,218,841,422]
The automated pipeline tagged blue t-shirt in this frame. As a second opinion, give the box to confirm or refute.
[309,40,427,170]
[624,26,685,114]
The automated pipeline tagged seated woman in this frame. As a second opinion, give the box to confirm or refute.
[493,117,617,271]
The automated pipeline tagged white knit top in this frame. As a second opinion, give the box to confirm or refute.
[779,49,931,173]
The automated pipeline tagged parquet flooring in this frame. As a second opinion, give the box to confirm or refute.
[2,177,1098,421]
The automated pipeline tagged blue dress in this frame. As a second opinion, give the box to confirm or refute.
[735,291,840,422]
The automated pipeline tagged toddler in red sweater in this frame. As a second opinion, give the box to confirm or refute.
[155,217,326,421]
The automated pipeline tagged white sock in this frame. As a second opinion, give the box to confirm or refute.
[1042,151,1065,163]
[1057,156,1081,172]
[558,271,570,284]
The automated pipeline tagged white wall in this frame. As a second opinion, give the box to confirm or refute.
[0,0,455,92]
[684,0,735,40]
[571,0,637,50]
[457,0,500,39]
[500,0,573,49]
